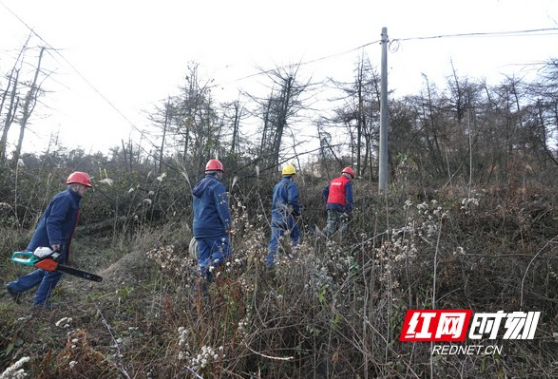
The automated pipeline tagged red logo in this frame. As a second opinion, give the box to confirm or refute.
[400,310,473,342]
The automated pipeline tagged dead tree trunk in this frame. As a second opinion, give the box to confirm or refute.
[270,76,293,167]
[0,71,20,162]
[230,101,242,154]
[14,46,45,165]
[0,35,32,163]
[260,96,273,159]
[159,99,171,173]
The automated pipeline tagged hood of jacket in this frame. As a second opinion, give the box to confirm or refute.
[192,175,218,198]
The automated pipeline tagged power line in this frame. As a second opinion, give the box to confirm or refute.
[225,28,558,85]
[393,27,558,42]
[2,0,557,154]
[0,0,152,146]
[224,39,383,85]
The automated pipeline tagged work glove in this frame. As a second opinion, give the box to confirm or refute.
[50,245,62,261]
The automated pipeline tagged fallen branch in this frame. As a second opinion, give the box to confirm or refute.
[243,342,294,361]
[95,304,132,379]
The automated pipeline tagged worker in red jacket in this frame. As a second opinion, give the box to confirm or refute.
[322,167,354,238]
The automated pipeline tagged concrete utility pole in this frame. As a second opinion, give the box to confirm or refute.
[378,27,389,193]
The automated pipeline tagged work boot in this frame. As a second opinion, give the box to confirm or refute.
[5,285,20,304]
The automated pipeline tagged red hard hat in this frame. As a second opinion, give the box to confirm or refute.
[67,171,92,188]
[342,167,355,179]
[205,159,225,172]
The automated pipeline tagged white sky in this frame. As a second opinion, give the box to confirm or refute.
[1,0,558,156]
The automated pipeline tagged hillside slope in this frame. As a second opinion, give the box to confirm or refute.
[2,185,558,378]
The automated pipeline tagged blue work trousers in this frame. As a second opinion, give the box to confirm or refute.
[7,250,67,305]
[196,235,231,282]
[267,214,300,266]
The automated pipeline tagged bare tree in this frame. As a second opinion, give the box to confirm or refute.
[328,55,381,180]
[248,64,309,172]
[527,58,558,169]
[0,36,32,163]
[147,98,173,173]
[13,46,46,165]
[0,72,20,163]
[179,63,222,173]
[221,99,248,154]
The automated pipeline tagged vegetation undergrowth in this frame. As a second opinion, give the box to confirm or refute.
[2,163,558,378]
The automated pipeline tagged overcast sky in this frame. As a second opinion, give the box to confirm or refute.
[1,0,558,155]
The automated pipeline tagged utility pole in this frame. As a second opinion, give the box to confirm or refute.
[378,27,389,193]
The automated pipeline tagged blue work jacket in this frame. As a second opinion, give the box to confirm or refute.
[192,175,231,238]
[271,177,301,221]
[26,188,82,254]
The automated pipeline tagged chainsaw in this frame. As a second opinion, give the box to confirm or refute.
[11,247,103,282]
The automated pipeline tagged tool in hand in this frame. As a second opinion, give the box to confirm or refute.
[11,247,103,282]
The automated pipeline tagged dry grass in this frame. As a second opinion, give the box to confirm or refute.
[2,184,558,378]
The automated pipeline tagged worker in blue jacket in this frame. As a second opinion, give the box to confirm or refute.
[267,164,301,267]
[192,159,232,284]
[5,172,92,308]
